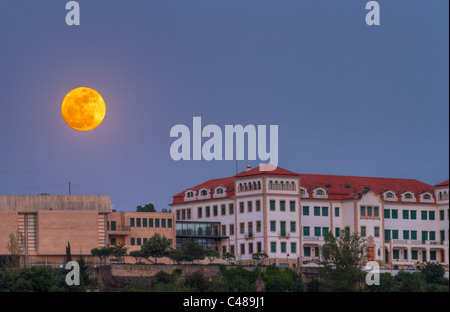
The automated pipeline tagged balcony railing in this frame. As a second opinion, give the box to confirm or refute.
[109,225,131,232]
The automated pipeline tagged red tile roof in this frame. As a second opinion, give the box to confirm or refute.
[172,165,437,203]
[435,180,449,187]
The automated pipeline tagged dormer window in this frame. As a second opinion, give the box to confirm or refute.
[216,188,224,195]
[316,189,325,196]
[386,192,394,199]
[344,185,351,189]
[423,194,431,200]
[363,186,370,191]
[404,193,413,199]
[186,191,194,198]
[325,184,331,189]
[300,188,306,195]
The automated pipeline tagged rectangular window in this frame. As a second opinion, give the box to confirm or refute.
[198,207,202,218]
[143,238,147,246]
[367,206,372,217]
[130,238,135,246]
[412,250,418,260]
[176,210,180,221]
[421,211,428,220]
[374,227,380,237]
[222,225,226,236]
[229,204,234,215]
[314,227,321,237]
[256,200,261,212]
[385,230,391,241]
[303,226,310,236]
[256,221,262,232]
[130,218,135,227]
[429,211,435,221]
[290,201,296,212]
[314,206,321,216]
[393,250,399,260]
[403,230,410,240]
[403,210,409,220]
[229,224,234,236]
[280,200,286,211]
[430,231,436,241]
[411,210,417,220]
[240,223,245,234]
[271,242,276,253]
[248,201,253,213]
[248,243,254,254]
[430,251,436,261]
[149,218,154,228]
[230,245,235,255]
[440,210,445,221]
[136,218,141,227]
[155,218,160,228]
[303,206,310,216]
[322,207,328,217]
[392,209,398,219]
[290,221,296,233]
[392,230,399,240]
[335,207,340,217]
[161,219,166,228]
[270,221,276,232]
[137,238,142,246]
[257,242,262,253]
[281,242,287,253]
[384,209,390,219]
[206,206,210,217]
[291,242,297,253]
[361,226,366,237]
[304,246,311,257]
[374,206,379,217]
[322,227,329,237]
[142,218,147,227]
[411,231,417,240]
[422,231,428,242]
[270,200,276,211]
[335,227,340,237]
[213,205,218,216]
[182,210,186,220]
[240,244,245,255]
[168,219,172,228]
[360,206,366,217]
[221,205,226,216]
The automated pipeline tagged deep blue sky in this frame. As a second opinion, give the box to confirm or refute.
[0,0,448,212]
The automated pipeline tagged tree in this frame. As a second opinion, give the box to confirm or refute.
[204,249,220,264]
[319,231,367,292]
[136,203,156,212]
[222,253,235,265]
[252,252,268,266]
[111,243,128,263]
[420,262,446,285]
[65,242,72,264]
[183,270,210,292]
[141,233,172,264]
[181,238,205,264]
[164,249,185,264]
[91,246,114,265]
[6,231,25,271]
[129,250,147,264]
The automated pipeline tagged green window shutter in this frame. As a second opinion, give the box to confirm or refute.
[411,231,417,240]
[367,206,372,217]
[303,206,310,216]
[280,201,286,211]
[361,226,366,237]
[385,230,391,240]
[168,219,172,228]
[441,231,446,243]
[291,243,296,253]
[130,218,135,227]
[429,211,435,221]
[155,218,160,228]
[130,238,135,246]
[314,206,321,216]
[149,218,154,227]
[322,227,329,237]
[162,219,166,228]
[430,231,436,241]
[290,222,296,232]
[360,206,366,217]
[303,226,310,236]
[403,210,409,219]
[403,230,410,240]
[270,200,276,211]
[281,242,286,253]
[136,218,141,227]
[335,227,340,237]
[304,247,311,257]
[270,221,276,232]
[315,247,319,257]
[335,207,340,217]
[314,227,321,237]
[411,210,417,220]
[412,250,418,260]
[430,251,436,261]
[392,210,398,219]
[421,211,427,220]
[392,230,398,239]
[290,201,296,212]
[374,206,379,217]
[374,227,380,237]
[142,218,147,227]
[137,238,141,246]
[393,250,399,260]
[322,207,328,217]
[271,242,276,253]
[384,209,390,219]
[422,231,428,242]
[440,210,445,220]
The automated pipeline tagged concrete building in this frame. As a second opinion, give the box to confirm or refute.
[0,195,175,267]
[170,164,449,269]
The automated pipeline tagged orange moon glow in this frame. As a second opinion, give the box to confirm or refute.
[61,87,106,131]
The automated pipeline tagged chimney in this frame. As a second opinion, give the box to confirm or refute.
[247,165,252,171]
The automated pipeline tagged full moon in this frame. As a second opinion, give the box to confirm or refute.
[61,87,106,131]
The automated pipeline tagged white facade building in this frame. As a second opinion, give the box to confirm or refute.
[171,165,449,269]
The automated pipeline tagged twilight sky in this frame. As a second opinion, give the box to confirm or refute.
[0,0,448,212]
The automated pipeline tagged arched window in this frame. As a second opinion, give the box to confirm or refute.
[423,194,431,200]
[268,181,273,190]
[216,188,224,195]
[244,183,248,191]
[274,181,279,190]
[445,192,449,200]
[239,183,243,192]
[386,192,394,199]
[316,189,324,196]
[404,193,413,199]
[249,183,253,191]
[187,191,194,198]
[258,181,261,190]
[291,182,295,190]
[439,192,443,200]
[280,182,284,190]
[253,182,257,190]
[300,188,305,195]
[201,190,208,196]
